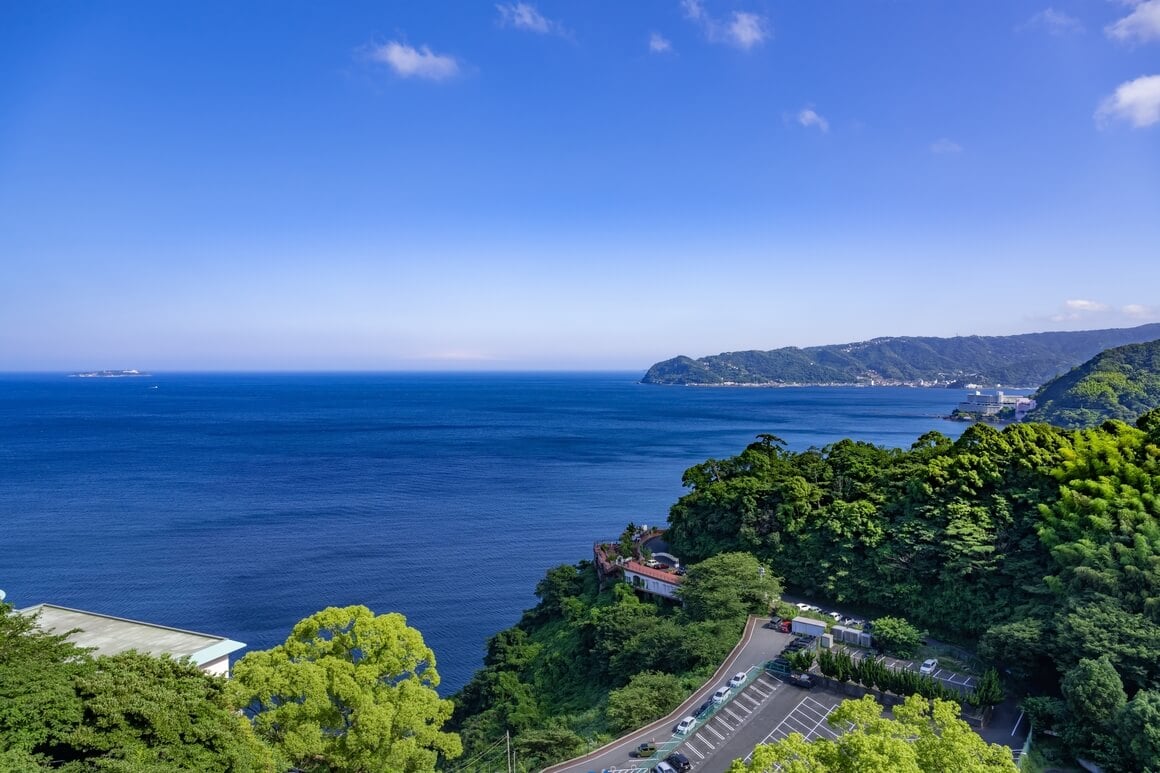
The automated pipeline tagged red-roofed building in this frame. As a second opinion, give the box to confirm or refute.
[623,560,683,600]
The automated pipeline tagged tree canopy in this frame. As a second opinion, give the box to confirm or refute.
[677,551,782,622]
[229,605,461,773]
[727,695,1017,773]
[0,603,275,772]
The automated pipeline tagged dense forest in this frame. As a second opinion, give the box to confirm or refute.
[455,412,1160,772]
[640,323,1160,385]
[1025,338,1160,428]
[0,605,462,772]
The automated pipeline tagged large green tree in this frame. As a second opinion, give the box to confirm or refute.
[1114,690,1160,773]
[0,603,89,765]
[65,651,276,772]
[229,606,461,773]
[605,671,686,733]
[728,695,1017,773]
[870,616,923,658]
[1061,656,1127,764]
[1,603,276,772]
[677,551,782,622]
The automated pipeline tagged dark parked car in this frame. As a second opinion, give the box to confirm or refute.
[664,751,692,772]
[694,699,713,718]
[632,741,657,757]
[786,672,815,689]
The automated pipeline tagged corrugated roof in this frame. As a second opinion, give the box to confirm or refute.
[19,604,245,666]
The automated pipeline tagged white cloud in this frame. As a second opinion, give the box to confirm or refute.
[1095,74,1160,128]
[797,107,829,133]
[681,1,769,50]
[727,12,767,49]
[929,138,963,154]
[496,3,563,35]
[1046,299,1158,324]
[1020,8,1085,35]
[682,0,705,21]
[1123,304,1155,318]
[1048,299,1106,322]
[1106,0,1160,44]
[1065,299,1108,312]
[649,32,673,53]
[369,42,459,80]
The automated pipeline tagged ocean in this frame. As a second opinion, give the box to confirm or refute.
[0,372,974,693]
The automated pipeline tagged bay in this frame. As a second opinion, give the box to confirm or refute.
[0,372,974,693]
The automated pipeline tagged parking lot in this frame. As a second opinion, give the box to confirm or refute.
[674,673,782,765]
[590,669,785,773]
[871,652,977,690]
[749,695,850,752]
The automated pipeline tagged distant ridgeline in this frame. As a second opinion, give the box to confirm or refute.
[1024,338,1160,429]
[641,323,1160,386]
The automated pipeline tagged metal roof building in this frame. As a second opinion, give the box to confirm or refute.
[19,603,245,677]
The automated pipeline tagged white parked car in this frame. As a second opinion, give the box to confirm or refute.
[828,611,842,621]
[656,763,677,773]
[675,716,696,735]
[712,686,731,703]
[728,671,747,688]
[795,602,810,611]
[919,658,938,675]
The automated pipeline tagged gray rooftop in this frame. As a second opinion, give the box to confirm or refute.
[19,604,244,666]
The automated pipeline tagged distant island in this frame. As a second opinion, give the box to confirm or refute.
[69,369,150,378]
[641,323,1160,387]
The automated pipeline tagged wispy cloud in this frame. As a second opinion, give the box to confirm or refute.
[1019,8,1085,35]
[1095,74,1160,128]
[1048,299,1109,322]
[728,12,767,49]
[1106,0,1160,44]
[797,107,829,133]
[369,42,459,80]
[929,138,963,154]
[649,32,673,53]
[1045,300,1158,324]
[682,0,770,50]
[496,3,565,36]
[1123,303,1155,319]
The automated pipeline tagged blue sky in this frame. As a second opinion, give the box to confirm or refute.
[2,1,1158,371]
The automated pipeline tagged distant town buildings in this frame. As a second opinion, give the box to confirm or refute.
[953,390,1036,421]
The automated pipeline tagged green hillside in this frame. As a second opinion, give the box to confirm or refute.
[1025,338,1160,428]
[452,413,1160,772]
[641,323,1160,386]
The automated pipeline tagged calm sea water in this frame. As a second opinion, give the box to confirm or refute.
[0,372,973,693]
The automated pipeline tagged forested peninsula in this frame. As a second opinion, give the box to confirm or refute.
[640,323,1160,386]
[1025,338,1160,429]
[452,413,1160,772]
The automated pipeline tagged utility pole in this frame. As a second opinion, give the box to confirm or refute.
[506,729,512,773]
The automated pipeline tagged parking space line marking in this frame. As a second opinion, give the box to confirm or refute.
[739,692,761,707]
[706,722,727,740]
[725,706,745,722]
[698,734,715,750]
[685,742,705,759]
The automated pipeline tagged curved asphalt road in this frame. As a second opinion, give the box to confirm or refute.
[543,616,794,773]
